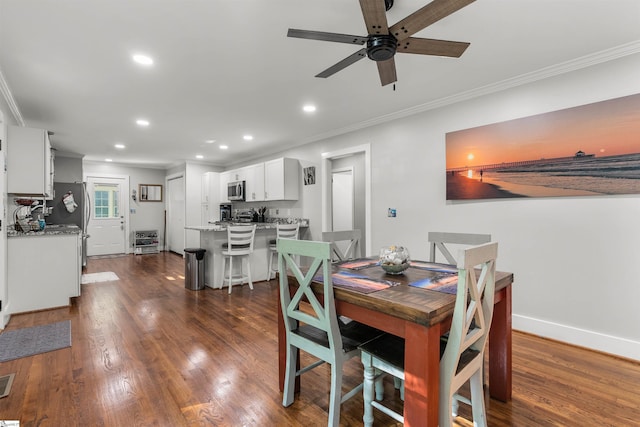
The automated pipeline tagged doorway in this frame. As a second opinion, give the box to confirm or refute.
[166,174,185,255]
[331,167,354,231]
[85,175,129,256]
[322,144,371,256]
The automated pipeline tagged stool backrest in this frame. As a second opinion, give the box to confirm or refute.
[276,223,299,241]
[226,225,256,255]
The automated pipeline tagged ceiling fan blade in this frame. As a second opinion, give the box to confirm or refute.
[359,0,389,35]
[376,58,397,86]
[287,28,368,45]
[316,48,368,78]
[389,0,476,42]
[397,37,470,57]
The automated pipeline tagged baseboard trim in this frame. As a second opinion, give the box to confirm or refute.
[513,314,640,361]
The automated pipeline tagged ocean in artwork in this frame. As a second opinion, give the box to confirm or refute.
[447,152,640,199]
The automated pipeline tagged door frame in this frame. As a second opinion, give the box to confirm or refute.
[322,143,371,256]
[83,172,130,254]
[165,172,186,254]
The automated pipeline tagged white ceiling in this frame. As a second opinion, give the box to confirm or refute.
[1,0,639,169]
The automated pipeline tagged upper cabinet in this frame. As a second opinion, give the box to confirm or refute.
[218,157,300,203]
[264,158,299,201]
[243,163,265,202]
[219,171,231,203]
[7,126,54,198]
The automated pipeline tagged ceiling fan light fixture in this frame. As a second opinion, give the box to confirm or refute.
[366,35,397,62]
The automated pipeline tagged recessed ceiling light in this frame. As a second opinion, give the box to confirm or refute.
[136,119,150,127]
[219,145,228,150]
[105,158,113,162]
[196,154,204,159]
[243,135,253,141]
[205,139,216,144]
[132,54,153,66]
[114,143,125,149]
[303,104,317,113]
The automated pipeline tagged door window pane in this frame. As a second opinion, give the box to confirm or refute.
[94,185,120,219]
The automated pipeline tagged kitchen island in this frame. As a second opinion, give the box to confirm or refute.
[7,224,82,314]
[185,220,308,289]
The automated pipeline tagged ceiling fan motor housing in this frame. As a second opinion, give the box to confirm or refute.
[366,34,397,61]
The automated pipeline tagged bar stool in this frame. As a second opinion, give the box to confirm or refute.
[266,223,300,280]
[221,224,256,294]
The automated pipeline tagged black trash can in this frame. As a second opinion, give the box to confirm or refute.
[184,248,206,290]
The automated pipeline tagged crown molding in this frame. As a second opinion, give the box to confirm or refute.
[304,40,640,144]
[0,67,24,126]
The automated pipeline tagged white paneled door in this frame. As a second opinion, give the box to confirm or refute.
[167,174,185,255]
[86,176,126,256]
[331,168,354,231]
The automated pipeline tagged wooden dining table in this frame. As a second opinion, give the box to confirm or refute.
[277,259,513,427]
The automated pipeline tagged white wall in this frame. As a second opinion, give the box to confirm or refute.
[54,155,83,183]
[245,53,640,360]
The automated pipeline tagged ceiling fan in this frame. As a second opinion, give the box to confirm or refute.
[287,0,475,86]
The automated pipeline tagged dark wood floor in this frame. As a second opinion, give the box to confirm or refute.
[1,251,639,426]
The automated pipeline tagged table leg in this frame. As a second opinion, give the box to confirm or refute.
[489,285,512,401]
[403,322,440,427]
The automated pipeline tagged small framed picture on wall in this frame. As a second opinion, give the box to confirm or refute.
[304,166,316,185]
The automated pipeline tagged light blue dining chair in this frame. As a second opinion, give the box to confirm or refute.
[322,229,362,262]
[277,238,383,427]
[428,231,492,265]
[359,242,498,427]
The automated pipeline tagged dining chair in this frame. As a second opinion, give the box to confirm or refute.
[322,229,362,262]
[428,231,491,265]
[278,238,383,427]
[358,241,498,427]
[266,223,300,280]
[221,224,256,294]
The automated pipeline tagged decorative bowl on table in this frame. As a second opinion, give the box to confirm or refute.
[379,245,410,275]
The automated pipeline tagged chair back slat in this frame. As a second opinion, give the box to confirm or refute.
[428,231,491,265]
[322,229,362,262]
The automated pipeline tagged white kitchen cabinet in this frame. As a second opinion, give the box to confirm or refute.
[201,172,220,223]
[264,158,299,200]
[219,171,231,203]
[7,126,54,198]
[243,163,265,202]
[8,233,81,314]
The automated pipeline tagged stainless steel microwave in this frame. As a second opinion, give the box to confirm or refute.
[227,180,245,201]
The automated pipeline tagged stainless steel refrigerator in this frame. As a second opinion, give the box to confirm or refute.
[46,181,91,267]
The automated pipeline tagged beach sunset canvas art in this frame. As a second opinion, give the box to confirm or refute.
[445,93,640,200]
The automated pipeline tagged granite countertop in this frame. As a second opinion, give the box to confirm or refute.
[185,219,309,232]
[7,224,82,237]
